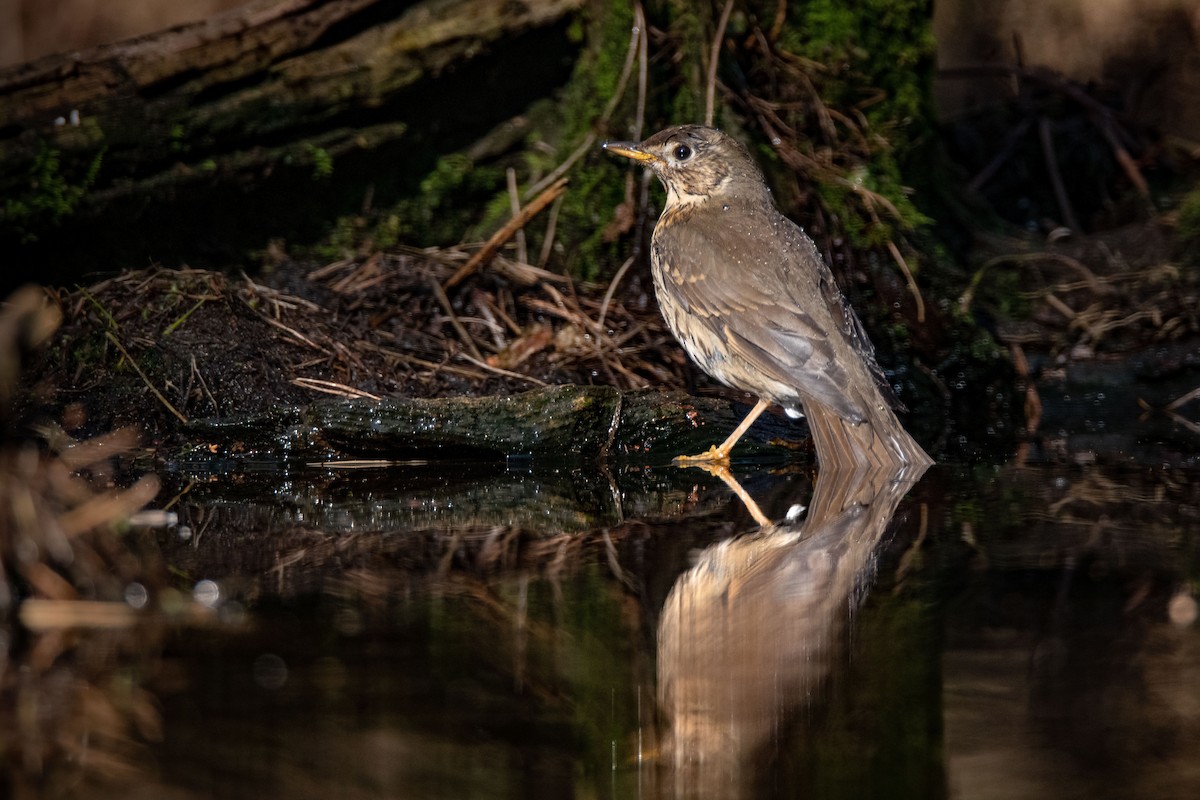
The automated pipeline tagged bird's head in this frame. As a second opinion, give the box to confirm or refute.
[602,125,770,210]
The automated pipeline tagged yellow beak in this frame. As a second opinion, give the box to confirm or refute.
[602,141,660,165]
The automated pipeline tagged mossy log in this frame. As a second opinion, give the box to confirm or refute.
[174,385,812,532]
[183,384,808,464]
[1,0,582,184]
[0,0,586,282]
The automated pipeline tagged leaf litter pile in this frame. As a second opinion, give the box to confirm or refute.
[24,247,701,443]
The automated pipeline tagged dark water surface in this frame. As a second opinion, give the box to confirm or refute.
[57,447,1200,799]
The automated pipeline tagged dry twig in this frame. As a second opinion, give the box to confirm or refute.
[292,377,382,400]
[104,332,189,424]
[886,240,925,324]
[706,0,736,128]
[428,276,485,362]
[445,178,569,289]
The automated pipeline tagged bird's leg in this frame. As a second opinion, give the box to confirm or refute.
[674,397,770,464]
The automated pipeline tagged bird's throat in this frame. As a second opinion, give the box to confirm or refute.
[663,174,731,215]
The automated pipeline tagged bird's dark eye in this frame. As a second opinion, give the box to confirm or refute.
[673,144,692,161]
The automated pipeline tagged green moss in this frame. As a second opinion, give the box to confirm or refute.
[169,123,187,153]
[309,147,509,260]
[554,163,627,279]
[989,268,1033,320]
[298,1,935,280]
[773,0,936,245]
[787,0,934,125]
[515,1,639,279]
[560,2,636,141]
[64,332,109,375]
[399,154,506,244]
[1,142,104,243]
[1176,185,1200,252]
[306,144,334,180]
[664,0,710,126]
[886,320,912,348]
[420,154,474,198]
[313,215,363,261]
[303,3,671,279]
[372,214,403,252]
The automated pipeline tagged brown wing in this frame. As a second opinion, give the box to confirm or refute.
[782,217,902,413]
[652,205,868,422]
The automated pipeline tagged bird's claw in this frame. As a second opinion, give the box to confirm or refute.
[672,445,730,466]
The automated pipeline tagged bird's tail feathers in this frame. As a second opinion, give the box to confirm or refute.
[804,402,932,473]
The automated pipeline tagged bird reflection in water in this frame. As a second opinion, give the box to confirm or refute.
[656,461,928,797]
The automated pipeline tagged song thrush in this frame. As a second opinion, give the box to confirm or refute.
[602,125,931,469]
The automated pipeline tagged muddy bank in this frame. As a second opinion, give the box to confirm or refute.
[18,252,951,463]
[17,219,1200,469]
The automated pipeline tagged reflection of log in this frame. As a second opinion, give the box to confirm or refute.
[175,387,818,535]
[173,451,756,535]
[656,462,928,797]
[184,385,808,464]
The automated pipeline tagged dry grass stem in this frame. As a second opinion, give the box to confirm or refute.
[506,167,528,265]
[104,332,189,424]
[886,240,925,323]
[538,191,566,267]
[456,351,548,386]
[254,311,327,352]
[292,377,382,400]
[524,2,644,202]
[307,459,432,469]
[598,255,636,331]
[634,3,648,139]
[19,600,139,631]
[1166,386,1200,413]
[429,276,485,362]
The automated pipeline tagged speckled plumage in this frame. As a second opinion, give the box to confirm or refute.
[603,125,931,469]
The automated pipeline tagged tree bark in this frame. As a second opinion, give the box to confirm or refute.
[185,384,808,464]
[0,0,584,269]
[174,385,812,532]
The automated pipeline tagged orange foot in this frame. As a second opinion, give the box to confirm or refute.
[672,445,731,465]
